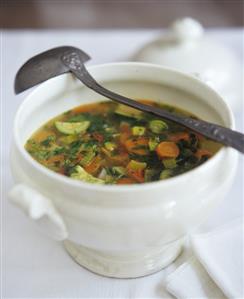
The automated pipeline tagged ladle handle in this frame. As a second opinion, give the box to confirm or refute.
[61,51,244,154]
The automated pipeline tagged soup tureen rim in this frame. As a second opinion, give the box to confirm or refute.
[13,62,234,193]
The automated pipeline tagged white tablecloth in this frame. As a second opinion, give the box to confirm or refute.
[1,29,243,298]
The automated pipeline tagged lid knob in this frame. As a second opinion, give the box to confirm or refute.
[170,18,204,42]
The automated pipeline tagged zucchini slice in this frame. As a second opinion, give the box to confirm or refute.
[55,121,90,135]
[115,104,142,119]
[71,166,105,184]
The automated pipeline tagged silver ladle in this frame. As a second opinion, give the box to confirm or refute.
[14,46,244,153]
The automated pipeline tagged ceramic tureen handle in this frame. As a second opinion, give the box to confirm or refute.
[8,184,68,241]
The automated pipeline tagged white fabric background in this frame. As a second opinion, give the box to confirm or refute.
[1,29,243,298]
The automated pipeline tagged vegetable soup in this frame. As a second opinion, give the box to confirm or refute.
[25,100,222,184]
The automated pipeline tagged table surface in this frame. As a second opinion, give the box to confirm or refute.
[1,29,243,299]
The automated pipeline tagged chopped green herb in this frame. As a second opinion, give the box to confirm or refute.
[25,100,221,185]
[40,135,55,147]
[80,151,96,167]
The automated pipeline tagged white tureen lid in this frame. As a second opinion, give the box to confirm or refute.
[134,18,242,111]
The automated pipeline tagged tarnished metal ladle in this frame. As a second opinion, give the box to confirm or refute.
[15,46,244,153]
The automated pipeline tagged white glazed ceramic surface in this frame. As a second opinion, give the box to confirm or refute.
[133,18,242,111]
[9,63,237,278]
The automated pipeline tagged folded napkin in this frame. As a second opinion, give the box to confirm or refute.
[166,219,243,299]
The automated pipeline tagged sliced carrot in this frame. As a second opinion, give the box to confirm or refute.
[119,122,131,145]
[169,132,190,142]
[120,122,131,133]
[109,152,129,166]
[84,155,103,175]
[117,177,137,184]
[156,141,180,158]
[120,132,130,145]
[102,147,129,166]
[124,137,149,155]
[127,168,145,183]
[72,103,96,114]
[195,149,212,159]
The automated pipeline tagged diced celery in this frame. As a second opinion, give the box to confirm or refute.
[71,166,105,184]
[144,169,158,182]
[149,120,168,133]
[112,166,127,176]
[105,175,116,184]
[104,142,117,151]
[127,160,147,170]
[149,137,160,151]
[162,158,177,169]
[160,169,172,180]
[55,121,90,135]
[80,151,96,166]
[132,126,146,136]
